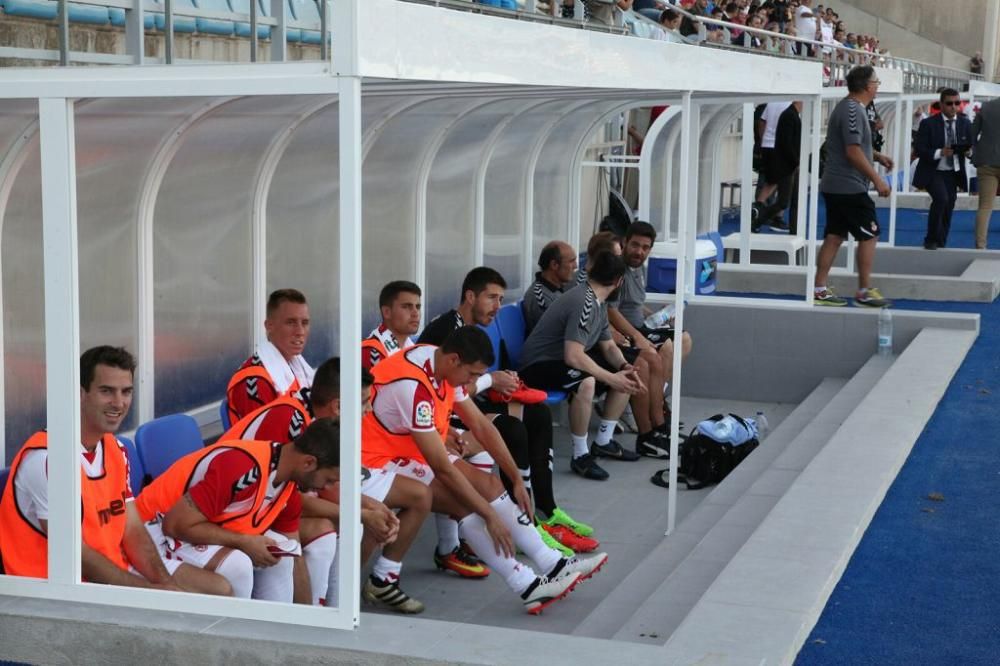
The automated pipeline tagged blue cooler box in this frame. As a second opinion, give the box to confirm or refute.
[647,236,721,295]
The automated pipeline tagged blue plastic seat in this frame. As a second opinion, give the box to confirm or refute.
[117,436,145,497]
[219,400,232,432]
[287,0,317,43]
[479,319,503,373]
[107,7,155,28]
[496,303,567,405]
[134,414,204,482]
[229,0,270,39]
[149,0,197,33]
[190,0,234,34]
[0,0,110,24]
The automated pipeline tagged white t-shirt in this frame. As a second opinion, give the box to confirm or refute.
[794,5,816,41]
[14,438,133,531]
[761,102,791,149]
[370,346,468,435]
[820,19,834,44]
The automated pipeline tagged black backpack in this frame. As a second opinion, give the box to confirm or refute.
[651,414,760,490]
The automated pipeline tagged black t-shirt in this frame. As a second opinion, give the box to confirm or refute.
[417,309,465,346]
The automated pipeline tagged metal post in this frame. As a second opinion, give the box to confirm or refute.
[165,0,175,64]
[334,0,361,626]
[666,92,694,537]
[684,102,701,300]
[38,97,82,586]
[271,0,288,62]
[902,97,914,192]
[796,98,811,257]
[806,95,822,306]
[250,0,258,62]
[887,96,903,246]
[320,0,330,61]
[58,0,69,66]
[125,0,145,64]
[739,103,754,266]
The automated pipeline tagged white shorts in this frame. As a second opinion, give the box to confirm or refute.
[145,520,282,570]
[360,466,396,503]
[384,454,460,487]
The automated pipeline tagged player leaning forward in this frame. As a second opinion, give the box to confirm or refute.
[362,326,607,613]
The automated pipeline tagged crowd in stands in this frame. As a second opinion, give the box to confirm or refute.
[0,225,694,618]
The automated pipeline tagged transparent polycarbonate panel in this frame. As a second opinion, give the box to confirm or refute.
[423,99,527,321]
[646,112,681,241]
[533,102,619,269]
[483,101,570,298]
[362,97,470,332]
[74,98,212,431]
[153,96,322,415]
[698,105,736,235]
[2,132,43,465]
[266,102,341,363]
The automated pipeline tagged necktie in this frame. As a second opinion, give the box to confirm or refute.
[946,120,956,170]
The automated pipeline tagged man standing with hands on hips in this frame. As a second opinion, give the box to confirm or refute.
[913,88,972,250]
[813,65,894,308]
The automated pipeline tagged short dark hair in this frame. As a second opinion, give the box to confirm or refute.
[939,88,960,103]
[460,267,506,302]
[293,417,340,469]
[586,231,620,258]
[266,288,307,317]
[659,7,678,22]
[625,220,657,244]
[845,65,876,93]
[440,326,494,367]
[80,346,135,391]
[310,357,340,407]
[537,241,564,271]
[587,250,627,287]
[378,281,421,309]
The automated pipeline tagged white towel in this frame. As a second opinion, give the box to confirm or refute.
[367,324,414,357]
[256,339,315,394]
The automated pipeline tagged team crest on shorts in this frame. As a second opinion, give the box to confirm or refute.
[414,400,434,428]
[194,544,208,552]
[412,465,426,478]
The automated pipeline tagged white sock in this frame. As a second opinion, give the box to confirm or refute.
[435,514,460,555]
[571,433,589,458]
[491,493,561,574]
[325,547,340,608]
[303,531,337,605]
[215,549,254,599]
[372,555,402,583]
[457,512,536,594]
[467,451,495,472]
[595,419,617,446]
[252,555,294,603]
[815,285,827,294]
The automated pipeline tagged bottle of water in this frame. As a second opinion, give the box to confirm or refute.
[877,308,893,357]
[644,303,677,329]
[755,411,769,440]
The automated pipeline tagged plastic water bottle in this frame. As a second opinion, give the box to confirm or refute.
[755,411,769,440]
[644,303,677,329]
[877,308,893,357]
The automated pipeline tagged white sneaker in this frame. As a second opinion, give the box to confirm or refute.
[521,571,582,615]
[618,404,639,434]
[547,551,609,584]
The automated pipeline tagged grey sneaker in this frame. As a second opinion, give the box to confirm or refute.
[814,287,848,307]
[855,287,892,308]
[363,575,425,614]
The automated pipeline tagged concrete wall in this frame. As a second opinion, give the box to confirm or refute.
[835,0,989,70]
[681,302,979,403]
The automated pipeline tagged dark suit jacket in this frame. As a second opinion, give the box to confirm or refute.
[913,113,972,191]
[972,97,1000,168]
[771,104,802,181]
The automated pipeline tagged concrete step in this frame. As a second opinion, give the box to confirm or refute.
[608,355,893,644]
[570,377,845,640]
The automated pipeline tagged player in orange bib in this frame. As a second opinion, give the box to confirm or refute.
[137,418,342,603]
[0,346,228,595]
[363,326,609,614]
[223,358,431,613]
[226,288,315,424]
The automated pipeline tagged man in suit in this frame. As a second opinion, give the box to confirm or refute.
[972,97,1000,249]
[913,88,972,249]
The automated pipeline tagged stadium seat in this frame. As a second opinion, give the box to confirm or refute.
[134,413,204,482]
[219,400,231,431]
[479,319,503,373]
[149,0,197,33]
[0,0,111,25]
[287,0,320,44]
[229,0,270,39]
[496,303,567,405]
[107,6,155,27]
[192,0,236,35]
[117,436,145,497]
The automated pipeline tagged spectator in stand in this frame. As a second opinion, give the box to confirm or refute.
[814,65,894,308]
[659,8,688,43]
[782,23,798,55]
[680,0,710,37]
[970,52,985,76]
[971,95,1000,248]
[793,0,818,55]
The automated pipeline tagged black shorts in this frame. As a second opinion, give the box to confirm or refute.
[521,348,618,396]
[822,191,880,241]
